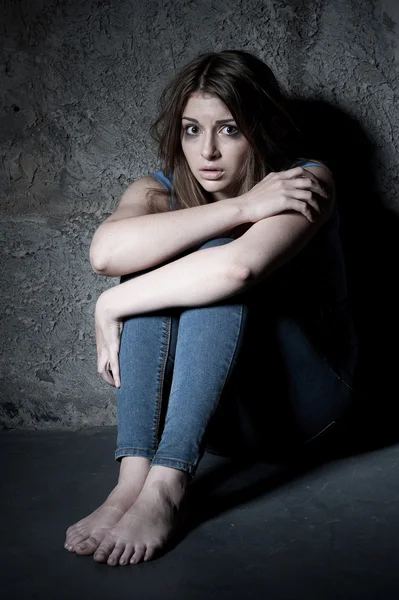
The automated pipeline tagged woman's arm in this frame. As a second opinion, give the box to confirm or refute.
[97,165,332,318]
[226,165,336,285]
[90,166,325,279]
[97,242,250,320]
[90,176,245,277]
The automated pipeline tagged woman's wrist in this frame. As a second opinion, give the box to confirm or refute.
[96,288,121,320]
[227,194,251,225]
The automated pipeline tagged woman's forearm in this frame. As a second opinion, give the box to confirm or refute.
[91,196,246,278]
[98,242,251,319]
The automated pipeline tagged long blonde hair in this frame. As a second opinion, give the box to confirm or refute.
[147,50,303,213]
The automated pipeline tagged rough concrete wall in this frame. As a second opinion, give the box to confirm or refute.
[1,0,398,430]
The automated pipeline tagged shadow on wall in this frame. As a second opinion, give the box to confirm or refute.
[290,97,399,444]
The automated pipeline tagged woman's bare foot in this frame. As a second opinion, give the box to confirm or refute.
[64,457,151,555]
[92,465,190,566]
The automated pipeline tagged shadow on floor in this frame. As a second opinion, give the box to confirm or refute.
[2,422,399,600]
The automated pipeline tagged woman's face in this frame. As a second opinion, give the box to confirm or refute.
[181,93,250,201]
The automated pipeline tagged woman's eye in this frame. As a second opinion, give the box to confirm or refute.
[221,125,238,135]
[185,125,200,135]
[183,124,239,136]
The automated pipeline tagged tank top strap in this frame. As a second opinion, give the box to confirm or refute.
[149,171,173,210]
[290,158,326,169]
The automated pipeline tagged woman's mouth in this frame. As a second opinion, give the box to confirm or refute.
[199,168,224,180]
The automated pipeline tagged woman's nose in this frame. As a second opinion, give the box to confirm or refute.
[201,134,220,160]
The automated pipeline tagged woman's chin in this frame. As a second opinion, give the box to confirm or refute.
[199,180,231,200]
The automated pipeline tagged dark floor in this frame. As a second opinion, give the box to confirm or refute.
[2,425,399,600]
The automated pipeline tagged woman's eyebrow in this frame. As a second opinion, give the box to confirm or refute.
[182,117,236,124]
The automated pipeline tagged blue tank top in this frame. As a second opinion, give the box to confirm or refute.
[148,159,348,310]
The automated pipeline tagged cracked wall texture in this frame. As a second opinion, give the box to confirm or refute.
[1,0,398,429]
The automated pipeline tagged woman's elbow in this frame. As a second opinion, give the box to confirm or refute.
[89,243,108,275]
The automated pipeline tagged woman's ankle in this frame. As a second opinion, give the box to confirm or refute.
[145,465,190,504]
[117,456,152,485]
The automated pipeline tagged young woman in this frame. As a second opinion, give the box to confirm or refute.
[64,50,358,566]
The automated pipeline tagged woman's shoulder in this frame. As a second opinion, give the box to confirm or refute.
[288,158,334,198]
[145,170,173,212]
[148,170,173,191]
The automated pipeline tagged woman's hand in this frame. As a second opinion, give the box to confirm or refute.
[240,166,330,224]
[95,292,124,388]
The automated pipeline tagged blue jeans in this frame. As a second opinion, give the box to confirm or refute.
[115,238,357,478]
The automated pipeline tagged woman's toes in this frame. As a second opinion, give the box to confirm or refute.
[93,549,107,563]
[66,524,84,542]
[93,539,115,563]
[66,532,87,549]
[130,544,146,565]
[65,529,77,547]
[144,545,159,562]
[75,535,101,555]
[119,544,134,566]
[107,544,125,567]
[65,525,76,540]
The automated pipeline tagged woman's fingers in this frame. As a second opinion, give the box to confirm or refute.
[287,174,329,217]
[109,354,121,388]
[94,297,124,388]
[280,166,307,178]
[276,167,327,197]
[97,353,120,388]
[287,199,316,222]
[295,175,328,198]
[292,189,323,214]
[247,166,330,224]
[277,169,329,205]
[98,366,114,386]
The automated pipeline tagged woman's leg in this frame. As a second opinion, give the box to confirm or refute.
[65,270,180,556]
[114,236,249,477]
[91,238,253,566]
[223,293,359,461]
[115,310,178,462]
[150,283,248,477]
[272,307,358,453]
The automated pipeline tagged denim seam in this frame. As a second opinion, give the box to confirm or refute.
[116,446,154,452]
[115,447,155,460]
[296,320,356,392]
[153,315,172,450]
[302,420,336,445]
[152,456,195,467]
[151,456,196,475]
